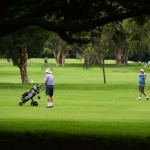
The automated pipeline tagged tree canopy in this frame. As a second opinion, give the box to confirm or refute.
[0,26,47,83]
[1,0,150,43]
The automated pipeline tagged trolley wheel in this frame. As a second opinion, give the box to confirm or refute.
[31,101,38,107]
[18,102,23,106]
[34,101,38,107]
[31,102,34,106]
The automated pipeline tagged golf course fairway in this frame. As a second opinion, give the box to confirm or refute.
[1,58,150,150]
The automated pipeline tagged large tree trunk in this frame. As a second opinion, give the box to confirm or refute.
[18,47,30,83]
[56,50,62,66]
[19,65,30,83]
[115,45,128,66]
[53,50,68,66]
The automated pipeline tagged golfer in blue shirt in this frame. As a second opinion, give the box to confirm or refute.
[137,69,149,100]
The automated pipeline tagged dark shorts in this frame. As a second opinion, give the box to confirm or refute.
[139,83,145,93]
[46,85,54,97]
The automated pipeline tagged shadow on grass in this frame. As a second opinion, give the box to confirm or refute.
[0,131,150,150]
[64,63,120,68]
[65,63,83,68]
[0,83,139,90]
[64,63,148,73]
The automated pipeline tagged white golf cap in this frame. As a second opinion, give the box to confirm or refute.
[140,69,144,72]
[45,68,52,73]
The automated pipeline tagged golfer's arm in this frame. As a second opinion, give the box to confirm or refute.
[45,81,47,84]
[144,75,146,80]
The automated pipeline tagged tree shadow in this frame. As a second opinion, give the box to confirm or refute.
[1,131,150,150]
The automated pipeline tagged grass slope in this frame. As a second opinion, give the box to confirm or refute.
[1,58,150,150]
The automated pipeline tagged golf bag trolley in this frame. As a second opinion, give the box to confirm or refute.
[18,84,45,107]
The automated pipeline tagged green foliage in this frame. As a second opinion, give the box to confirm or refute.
[44,48,51,53]
[82,24,113,65]
[43,47,52,57]
[2,0,150,45]
[130,16,148,27]
[124,18,150,61]
[0,26,47,60]
[44,32,72,54]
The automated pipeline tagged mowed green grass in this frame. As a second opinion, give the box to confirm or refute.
[1,58,150,149]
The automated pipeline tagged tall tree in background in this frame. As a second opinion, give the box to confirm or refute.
[83,26,111,84]
[124,17,150,62]
[0,27,47,83]
[44,32,72,66]
[112,22,129,66]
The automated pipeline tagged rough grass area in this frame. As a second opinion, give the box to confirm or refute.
[0,58,150,150]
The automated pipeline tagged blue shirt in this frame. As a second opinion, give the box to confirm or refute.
[139,74,146,84]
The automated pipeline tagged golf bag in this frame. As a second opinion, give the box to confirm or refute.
[18,84,45,107]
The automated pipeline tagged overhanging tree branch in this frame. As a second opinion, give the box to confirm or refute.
[58,32,90,44]
[1,7,150,38]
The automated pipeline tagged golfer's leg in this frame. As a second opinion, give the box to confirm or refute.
[139,85,142,98]
[49,87,54,107]
[47,95,50,106]
[50,97,53,107]
[143,92,147,96]
[142,85,147,97]
[139,92,142,97]
[50,96,53,102]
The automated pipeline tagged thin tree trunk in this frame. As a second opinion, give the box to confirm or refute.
[102,59,106,84]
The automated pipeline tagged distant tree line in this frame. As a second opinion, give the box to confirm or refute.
[1,17,150,83]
